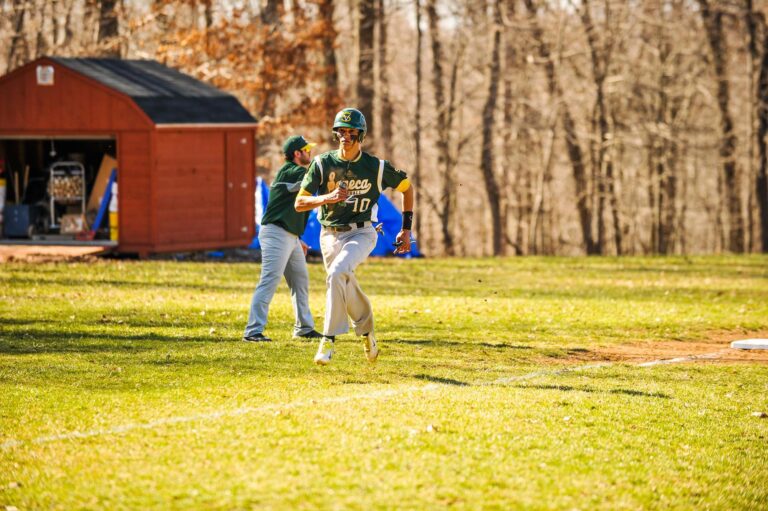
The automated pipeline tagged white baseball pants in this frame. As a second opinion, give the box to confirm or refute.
[320,225,378,337]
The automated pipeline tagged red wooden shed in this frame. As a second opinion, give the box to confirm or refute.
[0,57,257,256]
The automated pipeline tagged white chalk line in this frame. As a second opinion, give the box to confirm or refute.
[637,350,726,367]
[0,385,439,450]
[0,351,723,450]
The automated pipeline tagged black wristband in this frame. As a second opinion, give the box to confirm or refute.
[402,211,413,231]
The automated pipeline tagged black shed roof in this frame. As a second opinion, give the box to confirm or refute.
[52,57,257,125]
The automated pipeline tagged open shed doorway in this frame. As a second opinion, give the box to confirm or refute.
[1,136,118,246]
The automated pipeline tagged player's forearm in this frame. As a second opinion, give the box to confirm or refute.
[295,193,337,212]
[295,194,322,212]
[401,184,414,215]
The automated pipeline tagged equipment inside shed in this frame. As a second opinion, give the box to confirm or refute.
[0,138,117,243]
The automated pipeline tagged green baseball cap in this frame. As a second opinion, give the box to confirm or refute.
[283,135,316,158]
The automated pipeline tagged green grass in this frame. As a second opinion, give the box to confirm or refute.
[1,255,767,510]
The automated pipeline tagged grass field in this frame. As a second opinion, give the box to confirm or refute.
[1,255,767,510]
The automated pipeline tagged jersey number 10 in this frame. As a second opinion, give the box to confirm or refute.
[348,197,371,213]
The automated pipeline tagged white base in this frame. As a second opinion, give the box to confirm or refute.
[731,339,768,350]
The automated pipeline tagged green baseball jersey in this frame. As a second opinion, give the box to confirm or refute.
[300,150,409,227]
[261,161,311,236]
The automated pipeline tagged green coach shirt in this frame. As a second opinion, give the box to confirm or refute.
[299,150,410,227]
[261,161,311,236]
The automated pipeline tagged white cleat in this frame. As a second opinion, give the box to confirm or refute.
[314,337,335,365]
[364,332,379,363]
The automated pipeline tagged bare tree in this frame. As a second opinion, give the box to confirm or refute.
[98,0,120,57]
[261,0,279,24]
[759,22,768,252]
[480,0,504,255]
[34,0,50,59]
[746,0,768,252]
[358,0,375,144]
[7,0,29,72]
[698,0,744,252]
[578,0,623,254]
[633,0,687,254]
[426,0,456,255]
[413,0,424,241]
[202,0,214,54]
[62,0,77,50]
[757,10,768,252]
[377,0,394,157]
[502,0,520,254]
[319,0,341,121]
[524,0,597,254]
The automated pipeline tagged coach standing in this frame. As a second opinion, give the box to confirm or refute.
[295,108,414,365]
[243,135,323,342]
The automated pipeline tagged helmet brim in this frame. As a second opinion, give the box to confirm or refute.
[333,122,363,131]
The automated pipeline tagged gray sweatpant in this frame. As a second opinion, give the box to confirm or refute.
[319,225,378,337]
[244,223,315,337]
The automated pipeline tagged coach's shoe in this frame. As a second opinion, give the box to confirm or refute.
[314,336,335,365]
[363,332,379,363]
[294,330,323,340]
[243,333,271,342]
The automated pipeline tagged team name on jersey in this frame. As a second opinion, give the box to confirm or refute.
[346,178,372,195]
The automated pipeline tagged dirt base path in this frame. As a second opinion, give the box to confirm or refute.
[583,331,768,364]
[0,245,108,263]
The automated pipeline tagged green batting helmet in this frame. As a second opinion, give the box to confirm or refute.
[333,108,367,142]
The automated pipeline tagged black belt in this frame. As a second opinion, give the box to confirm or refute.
[324,222,369,233]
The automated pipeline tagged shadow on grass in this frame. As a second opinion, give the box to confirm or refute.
[0,329,234,355]
[414,374,470,386]
[4,276,251,294]
[509,383,670,399]
[0,318,57,326]
[0,342,157,355]
[394,339,533,350]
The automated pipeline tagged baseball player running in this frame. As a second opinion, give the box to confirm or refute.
[295,108,415,365]
[243,135,323,342]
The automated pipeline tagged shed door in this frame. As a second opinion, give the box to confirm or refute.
[225,131,254,241]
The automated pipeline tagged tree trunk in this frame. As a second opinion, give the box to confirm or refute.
[98,0,120,57]
[357,0,375,145]
[62,0,76,49]
[51,0,60,48]
[480,0,504,255]
[698,0,744,252]
[756,10,768,252]
[35,0,50,59]
[319,0,340,121]
[585,0,623,254]
[7,0,29,72]
[261,0,279,24]
[503,0,518,254]
[580,0,616,254]
[377,0,393,158]
[426,0,455,255]
[203,0,214,54]
[413,0,423,243]
[531,115,557,254]
[524,0,596,254]
[656,52,673,254]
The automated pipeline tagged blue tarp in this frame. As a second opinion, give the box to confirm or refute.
[248,177,271,250]
[250,177,421,258]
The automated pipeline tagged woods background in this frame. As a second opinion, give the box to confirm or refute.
[2,0,767,257]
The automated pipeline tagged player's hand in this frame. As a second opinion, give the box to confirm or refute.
[394,230,411,254]
[300,240,308,256]
[325,185,348,204]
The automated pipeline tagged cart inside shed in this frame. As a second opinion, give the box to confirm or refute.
[0,137,118,246]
